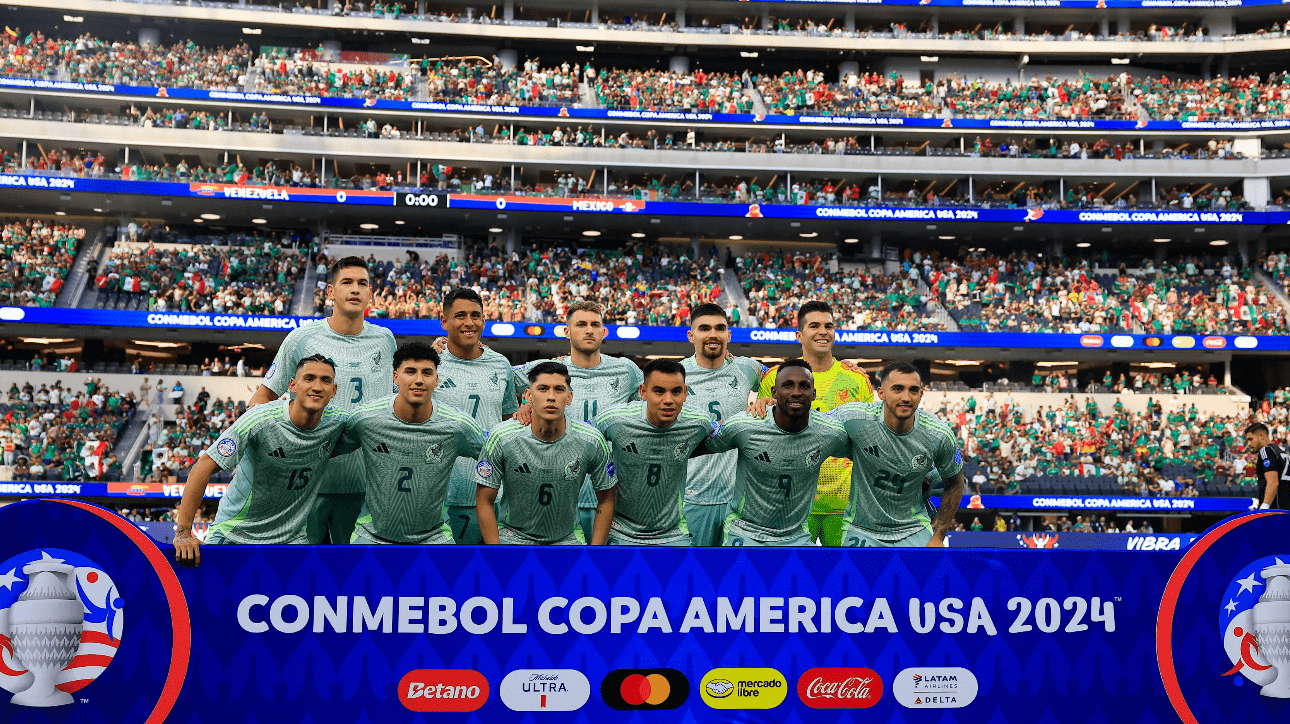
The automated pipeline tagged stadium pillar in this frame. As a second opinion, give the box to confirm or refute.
[967,175,973,201]
[1013,15,1024,35]
[870,233,882,260]
[762,8,771,30]
[1218,56,1230,78]
[417,0,425,14]
[670,56,690,74]
[1202,12,1234,37]
[497,50,518,72]
[1051,241,1063,257]
[503,0,514,22]
[138,28,160,48]
[845,11,856,32]
[321,40,342,61]
[676,4,686,28]
[1244,177,1270,209]
[930,15,939,34]
[20,140,25,168]
[839,61,859,85]
[1116,16,1130,36]
[1100,18,1110,37]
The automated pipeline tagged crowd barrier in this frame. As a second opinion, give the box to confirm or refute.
[0,499,1285,723]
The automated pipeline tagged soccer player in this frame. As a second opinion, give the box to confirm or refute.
[757,300,874,546]
[1244,422,1288,510]
[831,361,966,547]
[174,356,351,564]
[435,287,519,544]
[697,359,850,546]
[248,256,396,545]
[343,342,488,544]
[593,359,717,546]
[514,301,642,541]
[476,362,616,545]
[681,303,766,546]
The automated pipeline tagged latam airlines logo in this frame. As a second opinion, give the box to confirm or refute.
[1218,555,1290,697]
[892,667,979,708]
[0,549,124,707]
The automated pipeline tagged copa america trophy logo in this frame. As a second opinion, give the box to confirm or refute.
[0,549,124,708]
[1220,556,1290,698]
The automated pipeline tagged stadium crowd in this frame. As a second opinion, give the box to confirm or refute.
[253,49,417,100]
[0,378,136,482]
[139,392,241,483]
[0,219,84,308]
[423,57,582,106]
[592,67,754,112]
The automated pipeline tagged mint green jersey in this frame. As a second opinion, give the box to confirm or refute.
[705,411,849,542]
[829,402,964,541]
[516,355,642,507]
[477,419,615,544]
[264,319,396,495]
[342,396,487,544]
[204,399,352,544]
[593,401,716,544]
[680,355,766,505]
[437,348,520,506]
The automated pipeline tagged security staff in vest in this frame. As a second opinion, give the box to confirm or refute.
[1245,422,1288,510]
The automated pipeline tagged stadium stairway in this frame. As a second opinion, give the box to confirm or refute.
[57,224,106,309]
[719,266,749,322]
[1254,267,1290,317]
[744,74,770,116]
[579,82,601,109]
[78,235,121,310]
[292,259,318,317]
[914,275,960,331]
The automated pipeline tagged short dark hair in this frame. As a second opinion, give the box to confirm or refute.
[1246,422,1270,437]
[528,361,571,385]
[796,300,833,329]
[690,303,727,324]
[393,341,440,369]
[566,301,604,321]
[778,358,814,376]
[643,359,686,381]
[329,256,369,282]
[294,353,335,375]
[442,287,484,313]
[880,360,923,384]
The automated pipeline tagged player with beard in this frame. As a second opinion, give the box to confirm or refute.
[680,303,767,546]
[830,361,966,547]
[1245,422,1288,510]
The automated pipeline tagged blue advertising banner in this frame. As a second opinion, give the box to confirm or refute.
[1,305,1286,352]
[944,531,1201,550]
[0,499,1287,723]
[6,174,1289,227]
[722,0,1261,7]
[4,74,1290,131]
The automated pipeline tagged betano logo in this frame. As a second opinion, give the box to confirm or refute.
[600,668,689,710]
[397,669,488,712]
[699,667,786,709]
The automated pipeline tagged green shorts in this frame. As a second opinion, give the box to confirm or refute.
[307,493,365,544]
[841,526,934,548]
[807,513,845,547]
[682,502,729,547]
[723,515,814,547]
[203,528,229,545]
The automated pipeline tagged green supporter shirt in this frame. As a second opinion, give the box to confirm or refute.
[341,396,487,544]
[593,401,716,544]
[515,355,643,507]
[680,355,766,505]
[704,411,850,543]
[204,399,352,544]
[476,419,616,544]
[436,348,520,506]
[264,319,397,495]
[829,402,965,542]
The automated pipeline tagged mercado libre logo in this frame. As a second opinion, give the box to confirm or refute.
[1218,555,1290,697]
[0,549,124,707]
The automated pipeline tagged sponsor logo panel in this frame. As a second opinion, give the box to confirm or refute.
[699,667,786,709]
[797,668,883,709]
[600,668,689,710]
[499,669,590,711]
[892,667,979,709]
[397,669,488,712]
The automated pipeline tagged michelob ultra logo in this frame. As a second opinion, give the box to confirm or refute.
[499,669,590,711]
[699,667,787,709]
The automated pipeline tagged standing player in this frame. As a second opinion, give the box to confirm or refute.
[174,356,351,564]
[831,361,966,547]
[681,303,766,546]
[514,301,642,541]
[1244,422,1288,510]
[697,359,850,546]
[435,288,519,544]
[476,362,616,545]
[344,342,488,544]
[757,300,875,546]
[248,256,396,545]
[593,359,717,546]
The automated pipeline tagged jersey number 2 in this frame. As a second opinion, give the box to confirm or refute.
[396,467,414,493]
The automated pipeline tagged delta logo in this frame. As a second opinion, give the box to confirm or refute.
[600,668,689,710]
[1203,336,1227,349]
[398,669,488,712]
[797,668,883,709]
[893,667,979,709]
[1080,335,1104,348]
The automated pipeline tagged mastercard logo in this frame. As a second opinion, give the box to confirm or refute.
[601,669,689,710]
[523,325,546,337]
[1143,336,1164,348]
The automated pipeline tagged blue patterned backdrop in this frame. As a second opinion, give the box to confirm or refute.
[1,500,1287,724]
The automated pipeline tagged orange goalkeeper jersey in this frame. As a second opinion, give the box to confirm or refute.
[758,360,875,514]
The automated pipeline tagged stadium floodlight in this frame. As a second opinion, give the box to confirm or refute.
[63,15,83,22]
[741,52,759,58]
[631,232,646,238]
[582,230,601,237]
[1153,238,1172,243]
[488,227,504,233]
[728,235,743,240]
[394,220,405,225]
[1111,58,1130,65]
[92,208,103,213]
[920,56,939,63]
[576,45,595,52]
[193,219,204,223]
[242,27,263,35]
[200,213,221,220]
[843,238,860,244]
[1076,242,1091,248]
[938,235,955,240]
[54,211,66,216]
[411,38,430,45]
[251,218,267,224]
[360,223,379,230]
[1210,239,1229,246]
[799,232,818,238]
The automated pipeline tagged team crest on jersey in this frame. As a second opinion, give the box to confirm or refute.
[808,449,821,464]
[729,377,740,390]
[913,453,929,468]
[371,351,382,369]
[490,372,499,386]
[264,363,278,381]
[675,442,690,461]
[609,379,620,391]
[216,438,236,457]
[476,460,493,478]
[425,443,444,462]
[566,460,581,478]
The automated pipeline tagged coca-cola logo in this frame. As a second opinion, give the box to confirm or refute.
[797,668,883,709]
[1202,336,1227,349]
[1079,335,1104,348]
